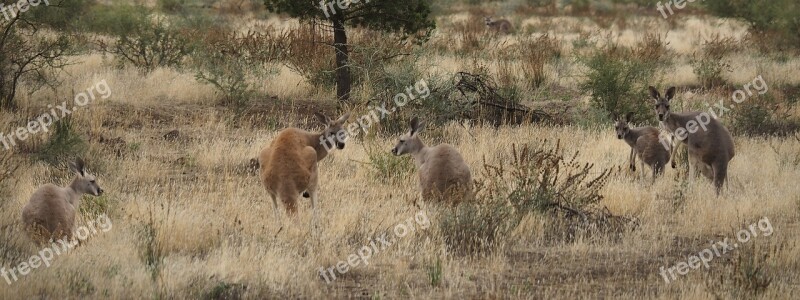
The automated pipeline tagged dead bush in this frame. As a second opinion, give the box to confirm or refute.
[439,141,634,256]
[518,34,561,89]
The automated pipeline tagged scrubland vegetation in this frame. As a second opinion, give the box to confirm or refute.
[0,0,799,298]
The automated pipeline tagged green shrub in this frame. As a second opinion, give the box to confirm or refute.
[192,30,282,108]
[729,93,800,137]
[363,59,431,135]
[689,35,737,88]
[100,17,192,73]
[79,4,150,36]
[80,194,112,217]
[578,46,656,122]
[361,141,415,184]
[0,7,74,110]
[194,55,254,108]
[426,257,443,287]
[26,0,91,31]
[704,0,800,51]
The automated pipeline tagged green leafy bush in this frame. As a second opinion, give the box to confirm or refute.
[729,93,800,137]
[361,141,415,184]
[192,30,282,108]
[26,0,91,31]
[579,46,656,121]
[100,17,192,73]
[689,35,737,88]
[79,4,150,36]
[703,0,800,51]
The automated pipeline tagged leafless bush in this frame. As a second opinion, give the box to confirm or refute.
[283,22,336,89]
[440,141,634,256]
[434,72,551,126]
[518,34,561,89]
[634,32,671,66]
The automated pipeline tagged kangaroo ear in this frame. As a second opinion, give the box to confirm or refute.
[665,87,677,101]
[314,112,331,125]
[625,112,634,123]
[70,159,85,177]
[610,112,619,122]
[409,117,425,135]
[334,113,350,125]
[648,86,660,101]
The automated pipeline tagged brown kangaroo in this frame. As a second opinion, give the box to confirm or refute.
[485,17,513,34]
[258,112,350,226]
[614,112,671,183]
[649,86,735,195]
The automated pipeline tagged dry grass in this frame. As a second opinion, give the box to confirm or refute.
[1,112,798,298]
[1,4,799,299]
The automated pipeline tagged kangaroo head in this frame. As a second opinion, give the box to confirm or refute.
[649,86,676,122]
[69,159,103,197]
[315,112,350,150]
[392,117,425,156]
[613,112,635,139]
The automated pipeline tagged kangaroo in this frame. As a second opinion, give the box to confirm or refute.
[22,159,104,244]
[391,117,472,205]
[649,86,735,195]
[258,112,350,226]
[485,17,513,34]
[614,112,671,183]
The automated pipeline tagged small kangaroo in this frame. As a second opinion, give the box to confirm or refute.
[485,17,513,34]
[22,159,104,244]
[614,112,671,183]
[391,117,473,205]
[649,86,735,195]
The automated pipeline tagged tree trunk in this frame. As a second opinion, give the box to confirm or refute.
[332,18,351,102]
